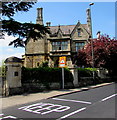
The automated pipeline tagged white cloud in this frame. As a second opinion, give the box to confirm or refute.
[0,34,18,47]
[0,34,25,66]
[1,48,25,60]
[0,52,24,66]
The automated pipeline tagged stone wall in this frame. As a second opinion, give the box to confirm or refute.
[22,82,74,93]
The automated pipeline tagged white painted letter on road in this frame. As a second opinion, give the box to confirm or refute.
[18,102,70,115]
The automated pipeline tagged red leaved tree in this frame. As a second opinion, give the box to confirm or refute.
[76,35,117,75]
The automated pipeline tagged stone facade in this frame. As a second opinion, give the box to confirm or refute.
[2,57,23,96]
[24,8,92,68]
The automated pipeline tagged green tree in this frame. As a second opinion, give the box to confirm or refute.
[1,2,50,47]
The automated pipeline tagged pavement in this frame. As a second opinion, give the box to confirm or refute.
[0,82,114,110]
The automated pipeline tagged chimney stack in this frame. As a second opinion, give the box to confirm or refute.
[86,8,92,37]
[46,22,51,27]
[96,31,101,39]
[36,8,43,25]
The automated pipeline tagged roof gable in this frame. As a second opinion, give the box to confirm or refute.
[71,21,90,36]
[49,25,75,35]
[57,26,63,38]
[48,22,89,37]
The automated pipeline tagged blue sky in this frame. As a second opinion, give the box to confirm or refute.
[1,2,115,65]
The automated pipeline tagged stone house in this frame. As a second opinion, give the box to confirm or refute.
[24,8,92,68]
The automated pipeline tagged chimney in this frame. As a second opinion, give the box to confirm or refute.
[96,31,101,39]
[86,8,92,37]
[36,8,43,25]
[46,22,51,27]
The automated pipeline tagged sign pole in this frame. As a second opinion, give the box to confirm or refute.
[59,56,66,89]
[62,68,64,89]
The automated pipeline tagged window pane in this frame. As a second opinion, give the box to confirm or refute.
[52,41,68,50]
[78,29,81,36]
[75,42,85,52]
[14,72,18,76]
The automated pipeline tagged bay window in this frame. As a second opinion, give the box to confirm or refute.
[52,41,68,51]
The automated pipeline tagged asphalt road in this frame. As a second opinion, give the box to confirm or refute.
[1,83,117,120]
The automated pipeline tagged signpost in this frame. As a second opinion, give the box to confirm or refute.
[59,56,66,89]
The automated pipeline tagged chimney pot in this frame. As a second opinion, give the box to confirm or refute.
[46,22,51,26]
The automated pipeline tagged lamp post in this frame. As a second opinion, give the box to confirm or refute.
[89,3,94,38]
[89,3,95,79]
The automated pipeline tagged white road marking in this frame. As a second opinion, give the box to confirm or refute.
[0,114,4,117]
[19,102,70,115]
[2,115,17,119]
[0,114,17,120]
[56,107,86,120]
[0,114,4,120]
[101,94,117,102]
[52,98,92,104]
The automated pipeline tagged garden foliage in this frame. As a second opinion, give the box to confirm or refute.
[22,67,73,85]
[77,35,117,76]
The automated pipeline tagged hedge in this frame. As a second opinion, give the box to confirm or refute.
[77,68,97,77]
[21,67,74,87]
[77,68,99,86]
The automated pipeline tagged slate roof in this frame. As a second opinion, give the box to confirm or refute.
[49,24,89,35]
[49,25,75,35]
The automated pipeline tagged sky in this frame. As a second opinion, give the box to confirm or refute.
[0,2,115,65]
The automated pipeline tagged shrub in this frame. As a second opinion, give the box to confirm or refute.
[77,68,97,77]
[21,67,74,89]
[77,68,92,77]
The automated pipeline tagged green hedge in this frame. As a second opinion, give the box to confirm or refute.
[77,68,97,77]
[22,67,73,85]
[77,68,114,87]
[77,68,99,86]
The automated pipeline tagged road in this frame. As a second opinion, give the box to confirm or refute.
[1,83,117,120]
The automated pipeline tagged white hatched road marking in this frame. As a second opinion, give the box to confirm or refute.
[0,114,17,120]
[56,107,86,120]
[0,114,3,120]
[0,114,4,117]
[52,98,92,104]
[18,102,70,115]
[2,116,17,119]
[101,93,117,102]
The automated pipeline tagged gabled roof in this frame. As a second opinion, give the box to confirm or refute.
[49,25,75,35]
[49,24,89,35]
[82,24,90,34]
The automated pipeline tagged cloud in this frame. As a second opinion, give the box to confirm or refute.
[0,52,24,66]
[1,48,25,60]
[0,34,18,47]
[0,34,25,66]
[0,34,25,61]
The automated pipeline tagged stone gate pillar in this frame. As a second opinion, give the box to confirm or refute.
[69,67,79,87]
[4,57,22,96]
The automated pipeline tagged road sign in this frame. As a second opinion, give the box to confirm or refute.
[59,56,66,89]
[59,56,66,68]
